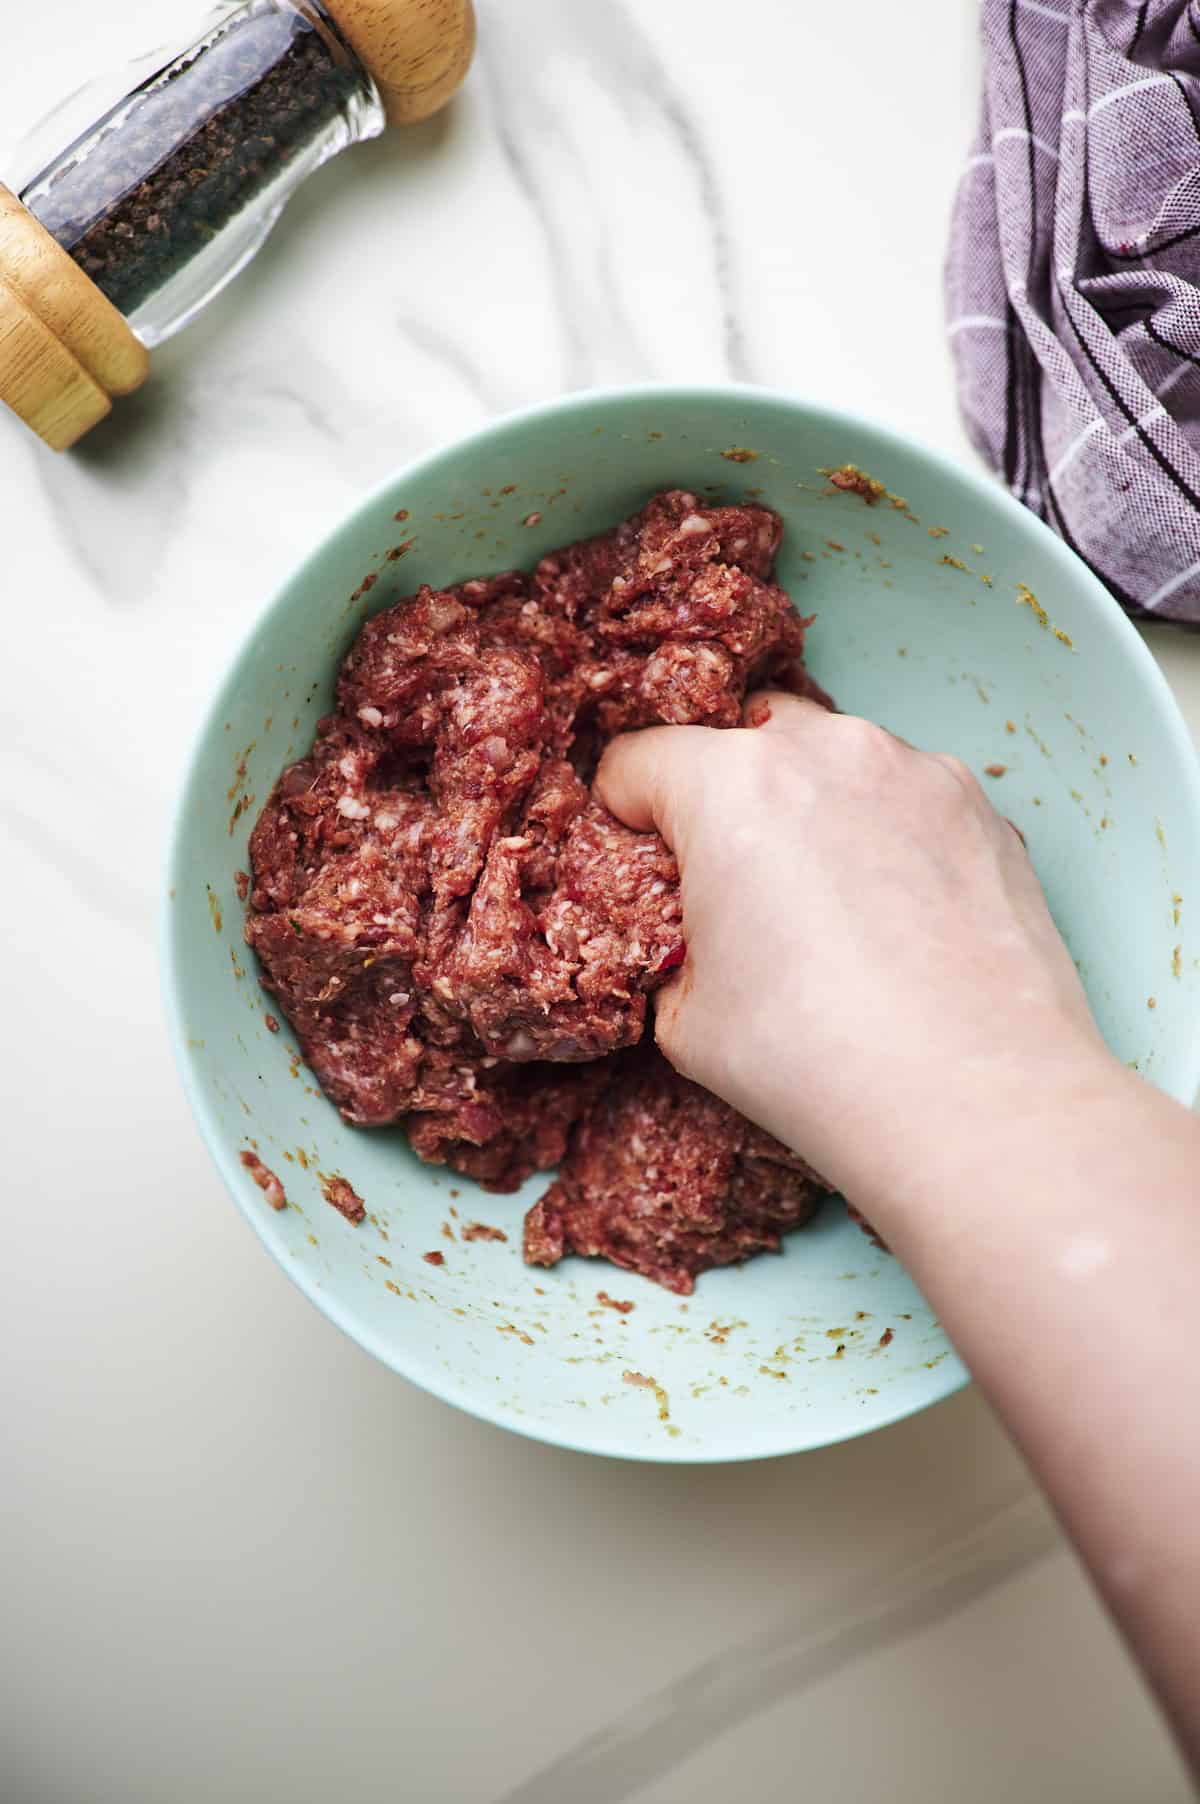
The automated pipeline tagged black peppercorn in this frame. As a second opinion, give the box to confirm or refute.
[22,2,368,324]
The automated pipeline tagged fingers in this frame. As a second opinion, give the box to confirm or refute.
[930,751,978,790]
[929,750,1028,849]
[597,694,839,840]
[594,725,709,843]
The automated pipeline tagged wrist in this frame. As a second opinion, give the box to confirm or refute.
[822,1025,1131,1237]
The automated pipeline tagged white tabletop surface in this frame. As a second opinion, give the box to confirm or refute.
[4,2,1199,1799]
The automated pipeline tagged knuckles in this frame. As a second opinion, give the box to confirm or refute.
[931,751,977,791]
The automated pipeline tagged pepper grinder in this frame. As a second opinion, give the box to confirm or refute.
[0,0,474,449]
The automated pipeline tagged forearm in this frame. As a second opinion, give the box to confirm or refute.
[596,702,1200,1759]
[841,1058,1200,1768]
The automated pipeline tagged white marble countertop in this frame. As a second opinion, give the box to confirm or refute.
[4,2,1198,1798]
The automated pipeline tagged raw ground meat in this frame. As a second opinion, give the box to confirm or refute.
[404,1056,611,1191]
[246,489,836,1284]
[524,1047,834,1295]
[245,489,817,1199]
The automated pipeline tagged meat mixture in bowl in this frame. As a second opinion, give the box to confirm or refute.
[245,490,832,1287]
[525,1046,834,1295]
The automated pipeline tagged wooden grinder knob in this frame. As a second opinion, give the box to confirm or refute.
[325,0,476,125]
[0,186,149,451]
[0,0,475,450]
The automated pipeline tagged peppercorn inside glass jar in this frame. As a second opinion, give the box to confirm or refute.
[18,0,383,347]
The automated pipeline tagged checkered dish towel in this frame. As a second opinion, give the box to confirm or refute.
[947,0,1200,622]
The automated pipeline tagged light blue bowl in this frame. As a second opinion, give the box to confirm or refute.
[163,385,1200,1462]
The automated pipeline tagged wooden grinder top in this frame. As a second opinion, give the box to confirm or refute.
[0,0,475,450]
[325,0,476,125]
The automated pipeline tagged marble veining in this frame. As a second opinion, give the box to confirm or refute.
[502,1493,1056,1804]
[479,0,750,388]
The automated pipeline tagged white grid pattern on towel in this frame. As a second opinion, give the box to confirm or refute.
[947,0,1200,620]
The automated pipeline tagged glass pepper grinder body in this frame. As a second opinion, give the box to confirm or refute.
[0,0,474,446]
[20,1,384,347]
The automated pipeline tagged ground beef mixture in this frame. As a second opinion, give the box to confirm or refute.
[246,490,830,1287]
[525,1047,834,1295]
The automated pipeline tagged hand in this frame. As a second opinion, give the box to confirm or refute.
[603,694,1200,1773]
[595,693,1112,1209]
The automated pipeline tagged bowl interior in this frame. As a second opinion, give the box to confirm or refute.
[164,387,1200,1461]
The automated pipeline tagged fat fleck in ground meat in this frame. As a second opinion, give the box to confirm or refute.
[246,491,835,1285]
[524,1047,834,1295]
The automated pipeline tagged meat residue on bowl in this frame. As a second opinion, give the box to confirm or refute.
[243,490,832,1289]
[319,1172,366,1223]
[239,1149,287,1211]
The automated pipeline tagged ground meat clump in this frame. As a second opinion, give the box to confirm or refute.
[403,1057,610,1191]
[245,490,816,1195]
[524,1048,834,1295]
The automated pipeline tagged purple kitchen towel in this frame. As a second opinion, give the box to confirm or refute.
[947,0,1200,622]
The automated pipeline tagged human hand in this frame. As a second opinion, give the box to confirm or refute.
[601,695,1200,1768]
[595,694,1113,1211]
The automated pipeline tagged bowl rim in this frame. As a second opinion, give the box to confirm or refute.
[161,379,1200,1462]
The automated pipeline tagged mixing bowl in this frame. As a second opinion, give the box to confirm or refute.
[163,384,1200,1461]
